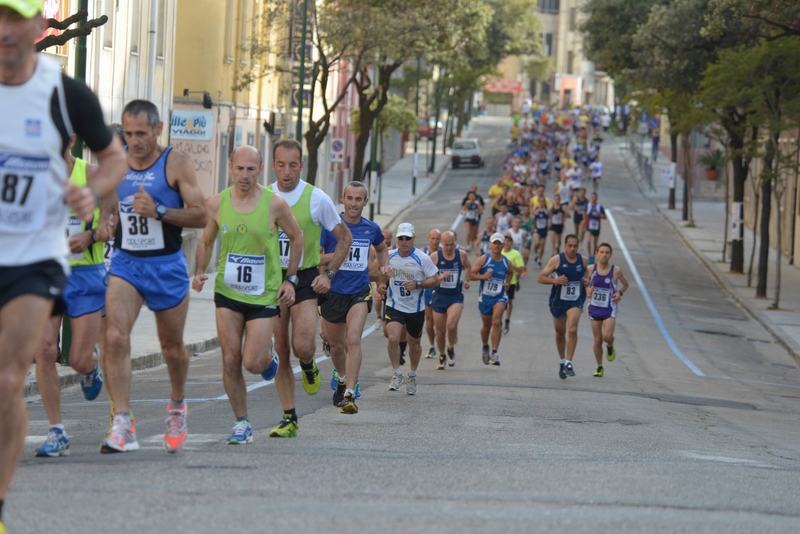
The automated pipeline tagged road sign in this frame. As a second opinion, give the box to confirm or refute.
[648,117,661,130]
[330,138,345,163]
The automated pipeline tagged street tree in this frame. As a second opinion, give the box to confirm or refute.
[36,10,108,52]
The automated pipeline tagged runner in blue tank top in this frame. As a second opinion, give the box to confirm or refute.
[586,243,629,377]
[475,217,493,257]
[471,233,513,366]
[430,231,472,369]
[103,100,208,454]
[537,234,589,380]
[422,229,442,360]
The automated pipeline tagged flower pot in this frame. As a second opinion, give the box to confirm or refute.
[705,168,718,181]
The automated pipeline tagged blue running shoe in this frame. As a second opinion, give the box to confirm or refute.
[80,360,103,401]
[565,362,575,377]
[35,427,70,457]
[227,420,253,444]
[261,337,279,381]
[330,368,340,390]
[354,382,361,399]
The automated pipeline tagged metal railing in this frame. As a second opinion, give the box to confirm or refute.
[628,136,656,192]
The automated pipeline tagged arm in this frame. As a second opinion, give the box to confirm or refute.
[460,249,472,290]
[368,246,381,282]
[272,195,303,304]
[470,255,492,280]
[192,195,221,292]
[375,240,392,279]
[537,255,567,285]
[585,265,595,298]
[312,221,352,294]
[613,266,630,302]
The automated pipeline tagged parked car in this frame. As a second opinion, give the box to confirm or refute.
[451,138,483,169]
[417,118,443,140]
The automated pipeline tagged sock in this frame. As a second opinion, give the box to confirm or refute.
[504,319,509,325]
[236,416,248,423]
[409,371,417,377]
[483,344,489,351]
[51,423,65,432]
[284,408,297,422]
[345,388,354,396]
[393,368,402,375]
[168,398,185,410]
[338,375,346,384]
[399,341,407,355]
[299,359,314,370]
[114,411,132,425]
[560,359,567,365]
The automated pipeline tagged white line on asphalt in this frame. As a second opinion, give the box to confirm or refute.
[605,209,705,377]
[451,212,464,231]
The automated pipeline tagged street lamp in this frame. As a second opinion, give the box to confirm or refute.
[183,89,213,109]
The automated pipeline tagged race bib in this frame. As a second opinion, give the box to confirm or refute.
[103,238,114,271]
[588,219,600,231]
[440,269,459,289]
[560,281,581,301]
[0,153,49,233]
[223,253,266,295]
[482,278,503,297]
[341,239,369,272]
[119,201,164,251]
[66,215,84,262]
[591,288,611,308]
[552,213,563,225]
[536,218,547,229]
[480,240,491,254]
[278,230,304,269]
[392,279,417,302]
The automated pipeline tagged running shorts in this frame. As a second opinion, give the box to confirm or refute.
[550,224,564,235]
[424,287,434,307]
[320,284,373,324]
[478,294,508,316]
[109,249,189,311]
[63,264,106,318]
[285,267,319,305]
[549,297,586,319]
[215,292,280,322]
[384,306,425,339]
[430,291,464,314]
[506,284,520,301]
[0,259,67,311]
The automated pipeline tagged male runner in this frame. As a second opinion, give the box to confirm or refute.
[549,197,569,256]
[323,182,390,414]
[585,192,606,265]
[192,146,302,444]
[471,233,513,365]
[34,136,117,457]
[475,217,494,257]
[532,198,550,266]
[501,234,525,335]
[461,190,482,252]
[102,99,207,454]
[430,231,471,369]
[268,139,352,437]
[537,234,588,380]
[0,1,126,524]
[378,223,439,395]
[586,243,629,377]
[423,228,441,359]
[589,158,603,192]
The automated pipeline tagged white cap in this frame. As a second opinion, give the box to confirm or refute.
[489,232,504,243]
[397,222,415,238]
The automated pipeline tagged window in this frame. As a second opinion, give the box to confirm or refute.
[130,0,140,54]
[537,0,559,14]
[570,7,577,31]
[567,51,574,74]
[544,32,553,57]
[541,82,551,97]
[103,0,115,49]
[224,0,235,62]
[156,0,166,59]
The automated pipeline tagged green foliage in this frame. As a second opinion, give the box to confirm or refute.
[526,56,553,82]
[349,94,417,137]
[484,92,513,105]
[696,149,725,170]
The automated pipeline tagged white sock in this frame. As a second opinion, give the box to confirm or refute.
[345,389,354,396]
[409,371,417,377]
[560,358,567,365]
[393,368,402,375]
[51,424,65,432]
[338,375,346,383]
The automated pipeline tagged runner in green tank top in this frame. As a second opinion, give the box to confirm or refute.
[193,146,303,444]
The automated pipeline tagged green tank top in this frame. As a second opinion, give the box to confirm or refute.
[214,187,281,306]
[68,158,103,267]
[520,215,534,233]
[268,182,322,271]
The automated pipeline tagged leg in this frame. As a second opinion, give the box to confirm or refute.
[216,307,247,419]
[274,299,318,412]
[386,320,404,368]
[552,315,567,359]
[68,310,103,375]
[241,317,276,376]
[35,315,64,426]
[590,318,604,366]
[407,335,423,373]
[272,302,295,411]
[424,306,435,348]
[445,303,463,349]
[326,319,348,381]
[103,277,145,413]
[480,312,492,346]
[343,302,369,390]
[0,296,55,501]
[602,318,617,347]
[433,310,448,355]
[154,293,191,404]
[505,298,514,323]
[491,302,505,351]
[290,300,319,364]
[565,307,583,362]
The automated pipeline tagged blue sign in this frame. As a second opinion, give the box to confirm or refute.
[170,111,214,141]
[648,117,660,130]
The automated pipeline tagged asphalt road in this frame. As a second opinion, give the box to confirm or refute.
[12,117,800,533]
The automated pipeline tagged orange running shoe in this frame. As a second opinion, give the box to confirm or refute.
[100,414,139,453]
[164,401,188,453]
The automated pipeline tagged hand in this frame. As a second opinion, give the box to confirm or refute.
[555,274,568,285]
[586,286,594,297]
[380,265,393,278]
[484,268,493,280]
[438,272,449,282]
[463,280,470,290]
[613,291,622,303]
[311,273,331,294]
[192,274,208,293]
[402,280,417,291]
[503,282,510,290]
[133,185,157,218]
[68,231,94,254]
[376,284,387,297]
[64,181,96,222]
[278,280,296,305]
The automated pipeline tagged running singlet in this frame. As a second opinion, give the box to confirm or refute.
[434,248,464,296]
[67,158,104,266]
[386,248,438,313]
[478,254,509,301]
[115,146,184,257]
[322,215,383,294]
[464,200,480,222]
[479,231,491,254]
[520,216,534,235]
[549,252,586,307]
[214,187,281,305]
[555,182,571,205]
[587,203,605,231]
[507,228,525,252]
[534,207,549,233]
[551,207,564,227]
[588,264,617,320]
[573,198,588,222]
[495,213,512,234]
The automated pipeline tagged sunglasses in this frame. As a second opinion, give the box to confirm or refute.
[397,236,413,241]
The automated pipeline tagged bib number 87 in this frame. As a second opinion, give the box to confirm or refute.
[1,174,34,205]
[127,215,149,235]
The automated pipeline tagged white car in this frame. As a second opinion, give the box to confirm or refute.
[451,138,483,169]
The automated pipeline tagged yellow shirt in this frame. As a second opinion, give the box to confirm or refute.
[502,248,525,285]
[531,196,553,209]
[488,184,504,199]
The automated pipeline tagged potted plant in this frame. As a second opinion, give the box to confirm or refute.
[697,149,725,180]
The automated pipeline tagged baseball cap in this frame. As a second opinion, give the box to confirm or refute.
[489,232,504,243]
[397,222,415,238]
[0,0,42,18]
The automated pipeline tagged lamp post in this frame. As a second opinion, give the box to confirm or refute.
[412,56,420,195]
[295,0,310,142]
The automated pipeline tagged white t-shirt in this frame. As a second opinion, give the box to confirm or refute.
[590,161,603,178]
[269,179,341,231]
[387,248,439,313]
[601,114,611,127]
[555,181,571,204]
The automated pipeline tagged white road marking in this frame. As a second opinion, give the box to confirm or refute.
[681,451,773,468]
[605,209,705,376]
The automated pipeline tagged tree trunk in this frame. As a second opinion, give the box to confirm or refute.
[774,188,782,308]
[723,149,729,263]
[456,100,466,137]
[352,130,370,184]
[729,137,747,273]
[756,148,773,298]
[668,132,677,209]
[682,133,689,221]
[305,144,320,186]
[747,187,759,287]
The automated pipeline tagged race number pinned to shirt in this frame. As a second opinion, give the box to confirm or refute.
[482,278,503,297]
[440,269,459,289]
[536,218,548,230]
[392,279,418,303]
[560,281,581,301]
[591,287,611,308]
[104,238,115,271]
[0,152,49,233]
[552,213,563,225]
[341,239,369,272]
[66,215,84,261]
[119,201,164,251]
[278,230,303,269]
[224,253,266,295]
[588,219,600,231]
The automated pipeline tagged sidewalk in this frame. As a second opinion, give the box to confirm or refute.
[25,129,453,399]
[619,141,800,366]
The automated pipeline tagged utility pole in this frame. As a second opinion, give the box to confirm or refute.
[369,64,380,221]
[429,68,443,174]
[295,0,310,142]
[412,56,420,195]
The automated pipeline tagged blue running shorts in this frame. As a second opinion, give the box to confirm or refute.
[549,297,586,319]
[424,287,434,307]
[430,292,464,314]
[478,294,508,316]
[109,250,189,311]
[63,264,106,318]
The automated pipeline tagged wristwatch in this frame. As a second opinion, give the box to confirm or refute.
[286,274,299,287]
[91,229,98,243]
[155,204,167,221]
[416,281,421,289]
[619,290,624,296]
[325,269,336,280]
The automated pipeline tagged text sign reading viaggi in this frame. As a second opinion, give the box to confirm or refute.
[171,111,214,141]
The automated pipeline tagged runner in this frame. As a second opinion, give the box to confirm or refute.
[537,234,588,380]
[532,198,550,267]
[570,187,588,244]
[585,192,606,265]
[423,229,441,359]
[494,203,512,235]
[322,182,390,414]
[192,146,302,444]
[102,100,208,454]
[549,197,569,256]
[471,233,513,365]
[586,243,629,377]
[519,205,534,272]
[378,223,439,395]
[461,190,482,252]
[475,217,494,257]
[500,234,525,335]
[430,231,471,369]
[267,139,352,437]
[34,136,117,458]
[589,158,603,192]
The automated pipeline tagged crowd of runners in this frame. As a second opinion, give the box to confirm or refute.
[0,4,630,530]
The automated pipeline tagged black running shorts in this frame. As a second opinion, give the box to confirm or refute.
[320,284,373,324]
[384,306,425,339]
[0,260,67,312]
